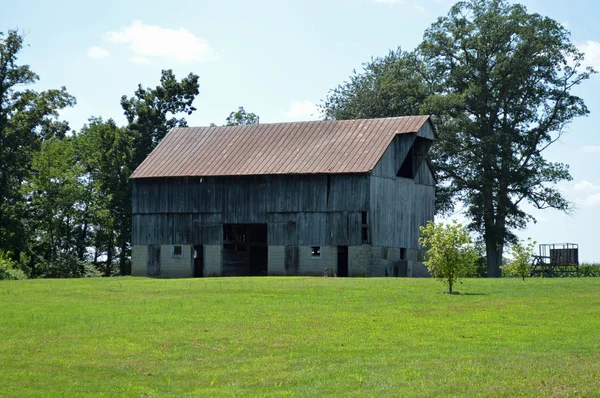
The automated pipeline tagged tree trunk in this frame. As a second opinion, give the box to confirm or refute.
[105,243,113,277]
[486,237,503,278]
[119,238,128,276]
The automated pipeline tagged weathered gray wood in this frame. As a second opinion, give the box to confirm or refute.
[284,245,299,275]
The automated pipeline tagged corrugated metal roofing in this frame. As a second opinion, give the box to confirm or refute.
[131,116,430,178]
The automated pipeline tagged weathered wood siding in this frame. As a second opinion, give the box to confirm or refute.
[369,134,435,249]
[133,174,370,246]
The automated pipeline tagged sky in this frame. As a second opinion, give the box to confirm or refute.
[3,0,600,261]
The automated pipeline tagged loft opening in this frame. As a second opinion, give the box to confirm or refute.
[397,137,432,179]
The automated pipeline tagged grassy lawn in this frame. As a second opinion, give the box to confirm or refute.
[1,277,599,397]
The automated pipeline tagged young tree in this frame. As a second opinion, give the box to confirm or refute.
[323,0,593,276]
[419,221,478,294]
[225,106,259,126]
[501,238,536,280]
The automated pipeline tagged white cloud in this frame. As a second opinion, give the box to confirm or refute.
[87,46,110,59]
[576,193,600,207]
[582,145,600,153]
[574,180,600,191]
[105,20,215,64]
[283,101,322,121]
[577,40,600,70]
[374,0,405,3]
[130,56,151,65]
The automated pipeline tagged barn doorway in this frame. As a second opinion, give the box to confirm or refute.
[337,246,348,277]
[193,245,204,277]
[223,224,268,276]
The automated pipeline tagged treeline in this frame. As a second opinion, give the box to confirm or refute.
[0,30,202,278]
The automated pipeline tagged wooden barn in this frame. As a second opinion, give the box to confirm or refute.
[130,116,436,278]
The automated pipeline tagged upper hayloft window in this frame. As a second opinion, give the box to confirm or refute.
[397,137,432,179]
[397,146,415,178]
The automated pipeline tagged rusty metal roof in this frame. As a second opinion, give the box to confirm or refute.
[131,116,430,178]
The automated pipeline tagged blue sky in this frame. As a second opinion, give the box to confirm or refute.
[3,0,600,261]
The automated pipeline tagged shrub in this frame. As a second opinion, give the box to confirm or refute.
[0,250,28,280]
[579,264,600,277]
[501,238,536,280]
[419,220,478,294]
[46,253,101,278]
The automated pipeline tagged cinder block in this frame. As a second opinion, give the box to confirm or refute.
[131,245,147,276]
[204,245,222,277]
[159,245,193,278]
[268,246,286,276]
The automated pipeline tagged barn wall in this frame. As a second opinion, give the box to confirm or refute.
[348,245,372,277]
[298,245,337,276]
[204,245,222,277]
[131,245,147,276]
[268,246,286,276]
[133,174,370,247]
[369,134,435,272]
[159,244,193,278]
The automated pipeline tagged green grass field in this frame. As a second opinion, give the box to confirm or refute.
[1,277,599,397]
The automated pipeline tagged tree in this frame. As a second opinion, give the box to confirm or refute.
[501,238,536,280]
[419,221,478,294]
[420,0,593,277]
[76,118,134,276]
[121,69,199,167]
[225,106,259,126]
[117,71,199,274]
[24,137,87,271]
[0,30,75,261]
[323,49,429,121]
[323,0,593,276]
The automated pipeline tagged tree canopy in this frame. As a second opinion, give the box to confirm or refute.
[225,106,260,126]
[323,0,594,276]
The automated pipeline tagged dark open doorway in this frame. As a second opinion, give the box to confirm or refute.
[193,245,204,277]
[337,246,348,277]
[223,224,268,276]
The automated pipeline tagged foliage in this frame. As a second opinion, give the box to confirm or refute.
[1,278,600,396]
[76,118,134,276]
[501,238,536,280]
[225,106,259,126]
[322,0,593,277]
[322,48,429,121]
[22,137,87,271]
[419,220,478,293]
[44,252,101,278]
[0,30,75,261]
[121,69,199,167]
[0,250,27,280]
[579,264,600,277]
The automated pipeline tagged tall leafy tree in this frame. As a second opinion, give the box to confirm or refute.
[420,0,592,276]
[121,69,200,167]
[77,118,134,276]
[322,0,593,276]
[323,49,429,121]
[225,106,260,126]
[23,137,87,275]
[0,30,75,260]
[118,70,199,274]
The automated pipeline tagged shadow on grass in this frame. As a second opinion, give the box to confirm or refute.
[460,292,489,296]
